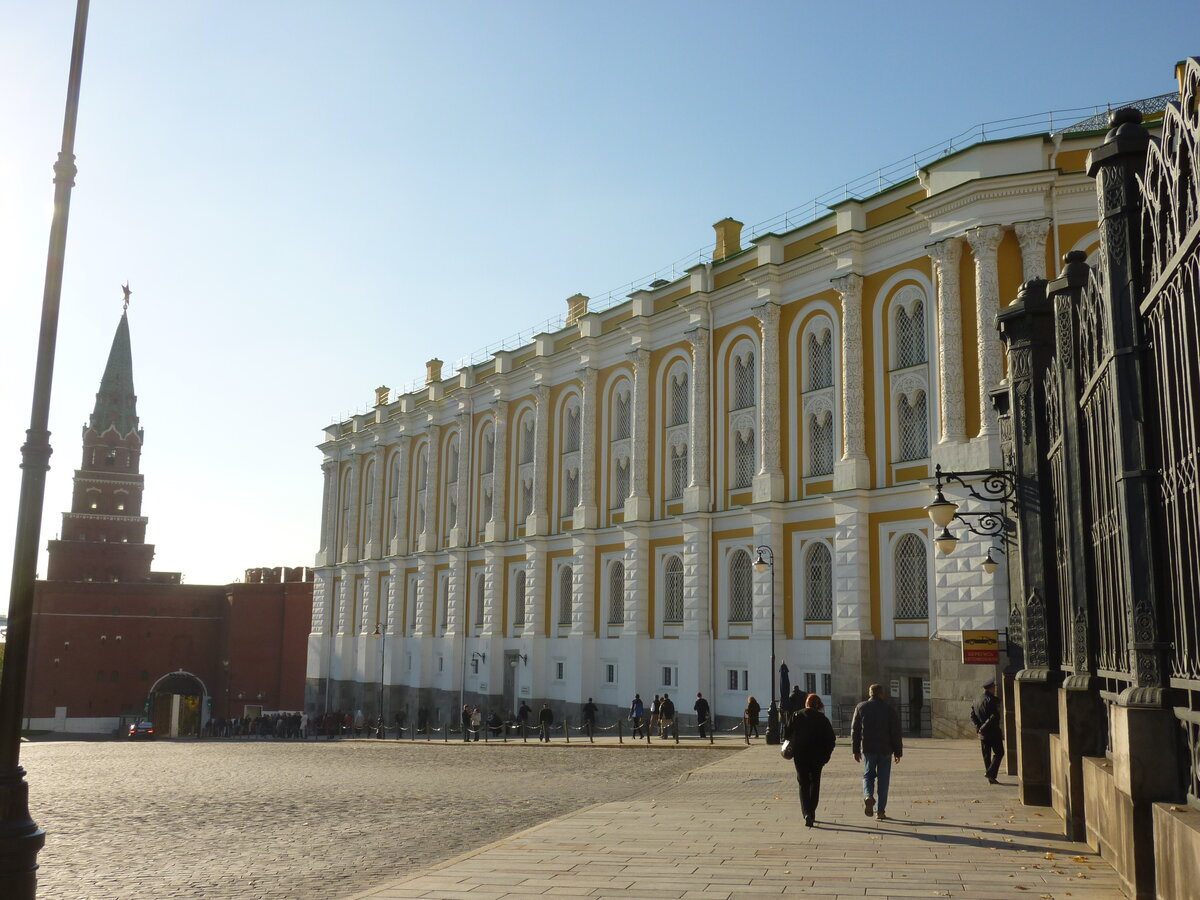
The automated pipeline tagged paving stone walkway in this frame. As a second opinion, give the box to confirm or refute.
[346,738,1122,900]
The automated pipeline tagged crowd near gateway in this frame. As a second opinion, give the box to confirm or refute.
[305,87,1167,740]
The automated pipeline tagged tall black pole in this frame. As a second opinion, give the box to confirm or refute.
[0,3,90,895]
[755,546,781,744]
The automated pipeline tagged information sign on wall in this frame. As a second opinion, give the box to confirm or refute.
[961,630,1000,664]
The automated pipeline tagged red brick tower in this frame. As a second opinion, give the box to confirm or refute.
[45,309,159,582]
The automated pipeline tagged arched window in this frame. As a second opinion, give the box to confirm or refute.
[445,435,459,531]
[895,301,927,368]
[513,569,527,628]
[613,392,631,440]
[808,329,833,389]
[804,542,833,621]
[897,391,929,461]
[733,352,756,409]
[808,410,834,476]
[607,561,624,625]
[362,460,376,550]
[558,566,574,626]
[414,445,428,537]
[563,469,579,513]
[613,458,630,508]
[481,424,495,474]
[519,419,535,464]
[728,550,753,623]
[894,534,929,619]
[669,368,689,426]
[387,456,401,543]
[563,402,581,452]
[440,578,449,630]
[474,573,484,630]
[663,556,684,623]
[561,397,581,515]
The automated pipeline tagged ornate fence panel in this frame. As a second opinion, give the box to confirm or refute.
[1139,57,1200,804]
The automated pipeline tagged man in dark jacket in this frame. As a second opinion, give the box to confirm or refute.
[850,683,903,821]
[970,677,1004,783]
[693,693,710,739]
[659,693,676,739]
[538,703,554,742]
[582,698,598,740]
[785,693,838,827]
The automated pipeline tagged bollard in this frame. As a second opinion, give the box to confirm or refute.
[564,719,570,744]
[617,719,623,744]
[645,721,651,745]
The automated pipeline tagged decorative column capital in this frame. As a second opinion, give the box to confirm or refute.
[966,223,1004,257]
[831,272,863,304]
[928,235,963,271]
[1013,218,1052,283]
[752,300,781,329]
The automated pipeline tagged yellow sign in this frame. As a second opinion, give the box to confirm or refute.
[961,630,999,664]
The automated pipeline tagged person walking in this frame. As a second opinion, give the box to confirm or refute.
[518,701,532,738]
[693,692,710,739]
[785,694,837,827]
[648,694,661,739]
[470,705,482,741]
[851,683,903,821]
[629,693,645,738]
[970,677,1004,783]
[461,704,472,742]
[659,693,676,739]
[744,696,761,743]
[538,703,554,742]
[582,698,598,741]
[783,685,807,728]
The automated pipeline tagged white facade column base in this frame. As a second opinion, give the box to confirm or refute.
[623,493,652,522]
[752,471,785,503]
[484,519,506,543]
[524,512,549,536]
[834,456,870,491]
[572,503,598,530]
[683,484,709,513]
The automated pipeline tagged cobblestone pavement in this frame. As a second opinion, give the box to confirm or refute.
[354,738,1125,900]
[21,737,739,900]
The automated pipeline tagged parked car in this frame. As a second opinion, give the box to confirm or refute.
[128,721,155,740]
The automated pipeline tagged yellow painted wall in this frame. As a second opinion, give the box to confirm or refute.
[713,257,757,291]
[865,189,925,230]
[783,223,836,263]
[959,248,980,439]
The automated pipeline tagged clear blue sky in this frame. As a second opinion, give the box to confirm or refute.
[1,2,1196,605]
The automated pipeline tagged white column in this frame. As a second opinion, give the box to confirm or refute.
[575,368,599,529]
[832,497,873,640]
[487,400,509,543]
[621,524,650,637]
[681,517,711,637]
[929,238,967,444]
[450,411,471,548]
[571,535,595,637]
[625,349,652,521]
[833,274,869,489]
[389,437,411,556]
[420,424,441,552]
[446,551,465,636]
[753,302,784,502]
[1014,218,1052,284]
[317,460,336,566]
[523,539,547,638]
[685,327,710,513]
[365,445,386,559]
[527,385,550,536]
[415,557,436,636]
[967,225,1004,438]
[482,547,502,637]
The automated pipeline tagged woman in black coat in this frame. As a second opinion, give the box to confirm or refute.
[784,693,838,827]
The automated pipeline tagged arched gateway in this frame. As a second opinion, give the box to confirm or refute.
[144,669,208,738]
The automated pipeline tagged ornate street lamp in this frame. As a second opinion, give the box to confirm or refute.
[752,545,781,745]
[0,4,90,896]
[373,617,388,725]
[925,464,1016,565]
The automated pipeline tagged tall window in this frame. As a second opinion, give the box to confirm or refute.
[809,411,834,476]
[607,561,624,625]
[513,569,527,627]
[474,572,484,630]
[440,578,449,630]
[563,469,579,512]
[733,353,756,409]
[558,565,573,626]
[669,369,689,425]
[664,556,684,623]
[563,403,581,451]
[897,392,929,461]
[414,447,427,537]
[895,301,927,368]
[387,456,401,543]
[804,542,833,621]
[613,392,631,439]
[520,420,535,464]
[669,445,688,499]
[362,461,375,551]
[894,534,929,619]
[445,435,459,531]
[613,459,630,508]
[728,550,753,623]
[808,330,833,389]
[734,432,755,489]
[481,425,495,474]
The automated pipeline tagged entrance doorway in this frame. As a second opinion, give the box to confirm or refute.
[146,670,208,737]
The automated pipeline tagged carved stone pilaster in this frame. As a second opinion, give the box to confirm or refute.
[527,386,550,535]
[832,274,868,489]
[415,557,435,636]
[681,517,711,636]
[365,444,386,559]
[482,548,500,637]
[311,570,331,634]
[317,460,337,565]
[1014,219,1051,283]
[523,539,547,637]
[449,411,472,548]
[625,349,653,521]
[342,458,361,563]
[929,238,966,443]
[575,368,599,528]
[967,225,1005,438]
[621,525,650,636]
[685,328,710,512]
[389,437,411,556]
[336,576,351,635]
[570,535,595,637]
[420,424,441,552]
[752,302,784,502]
[487,401,509,543]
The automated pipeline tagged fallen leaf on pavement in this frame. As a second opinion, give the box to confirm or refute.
[1044,853,1056,860]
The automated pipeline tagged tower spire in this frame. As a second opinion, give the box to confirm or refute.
[88,295,138,439]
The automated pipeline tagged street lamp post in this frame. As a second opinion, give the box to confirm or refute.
[373,616,387,726]
[0,3,90,896]
[753,545,781,745]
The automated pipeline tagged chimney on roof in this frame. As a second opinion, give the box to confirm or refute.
[565,293,589,325]
[425,358,443,385]
[713,217,744,261]
[374,385,390,406]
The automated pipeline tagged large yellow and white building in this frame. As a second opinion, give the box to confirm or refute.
[306,116,1123,738]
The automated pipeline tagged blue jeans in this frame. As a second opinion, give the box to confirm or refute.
[862,753,893,813]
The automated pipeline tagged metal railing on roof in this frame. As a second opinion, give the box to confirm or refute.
[341,92,1175,417]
